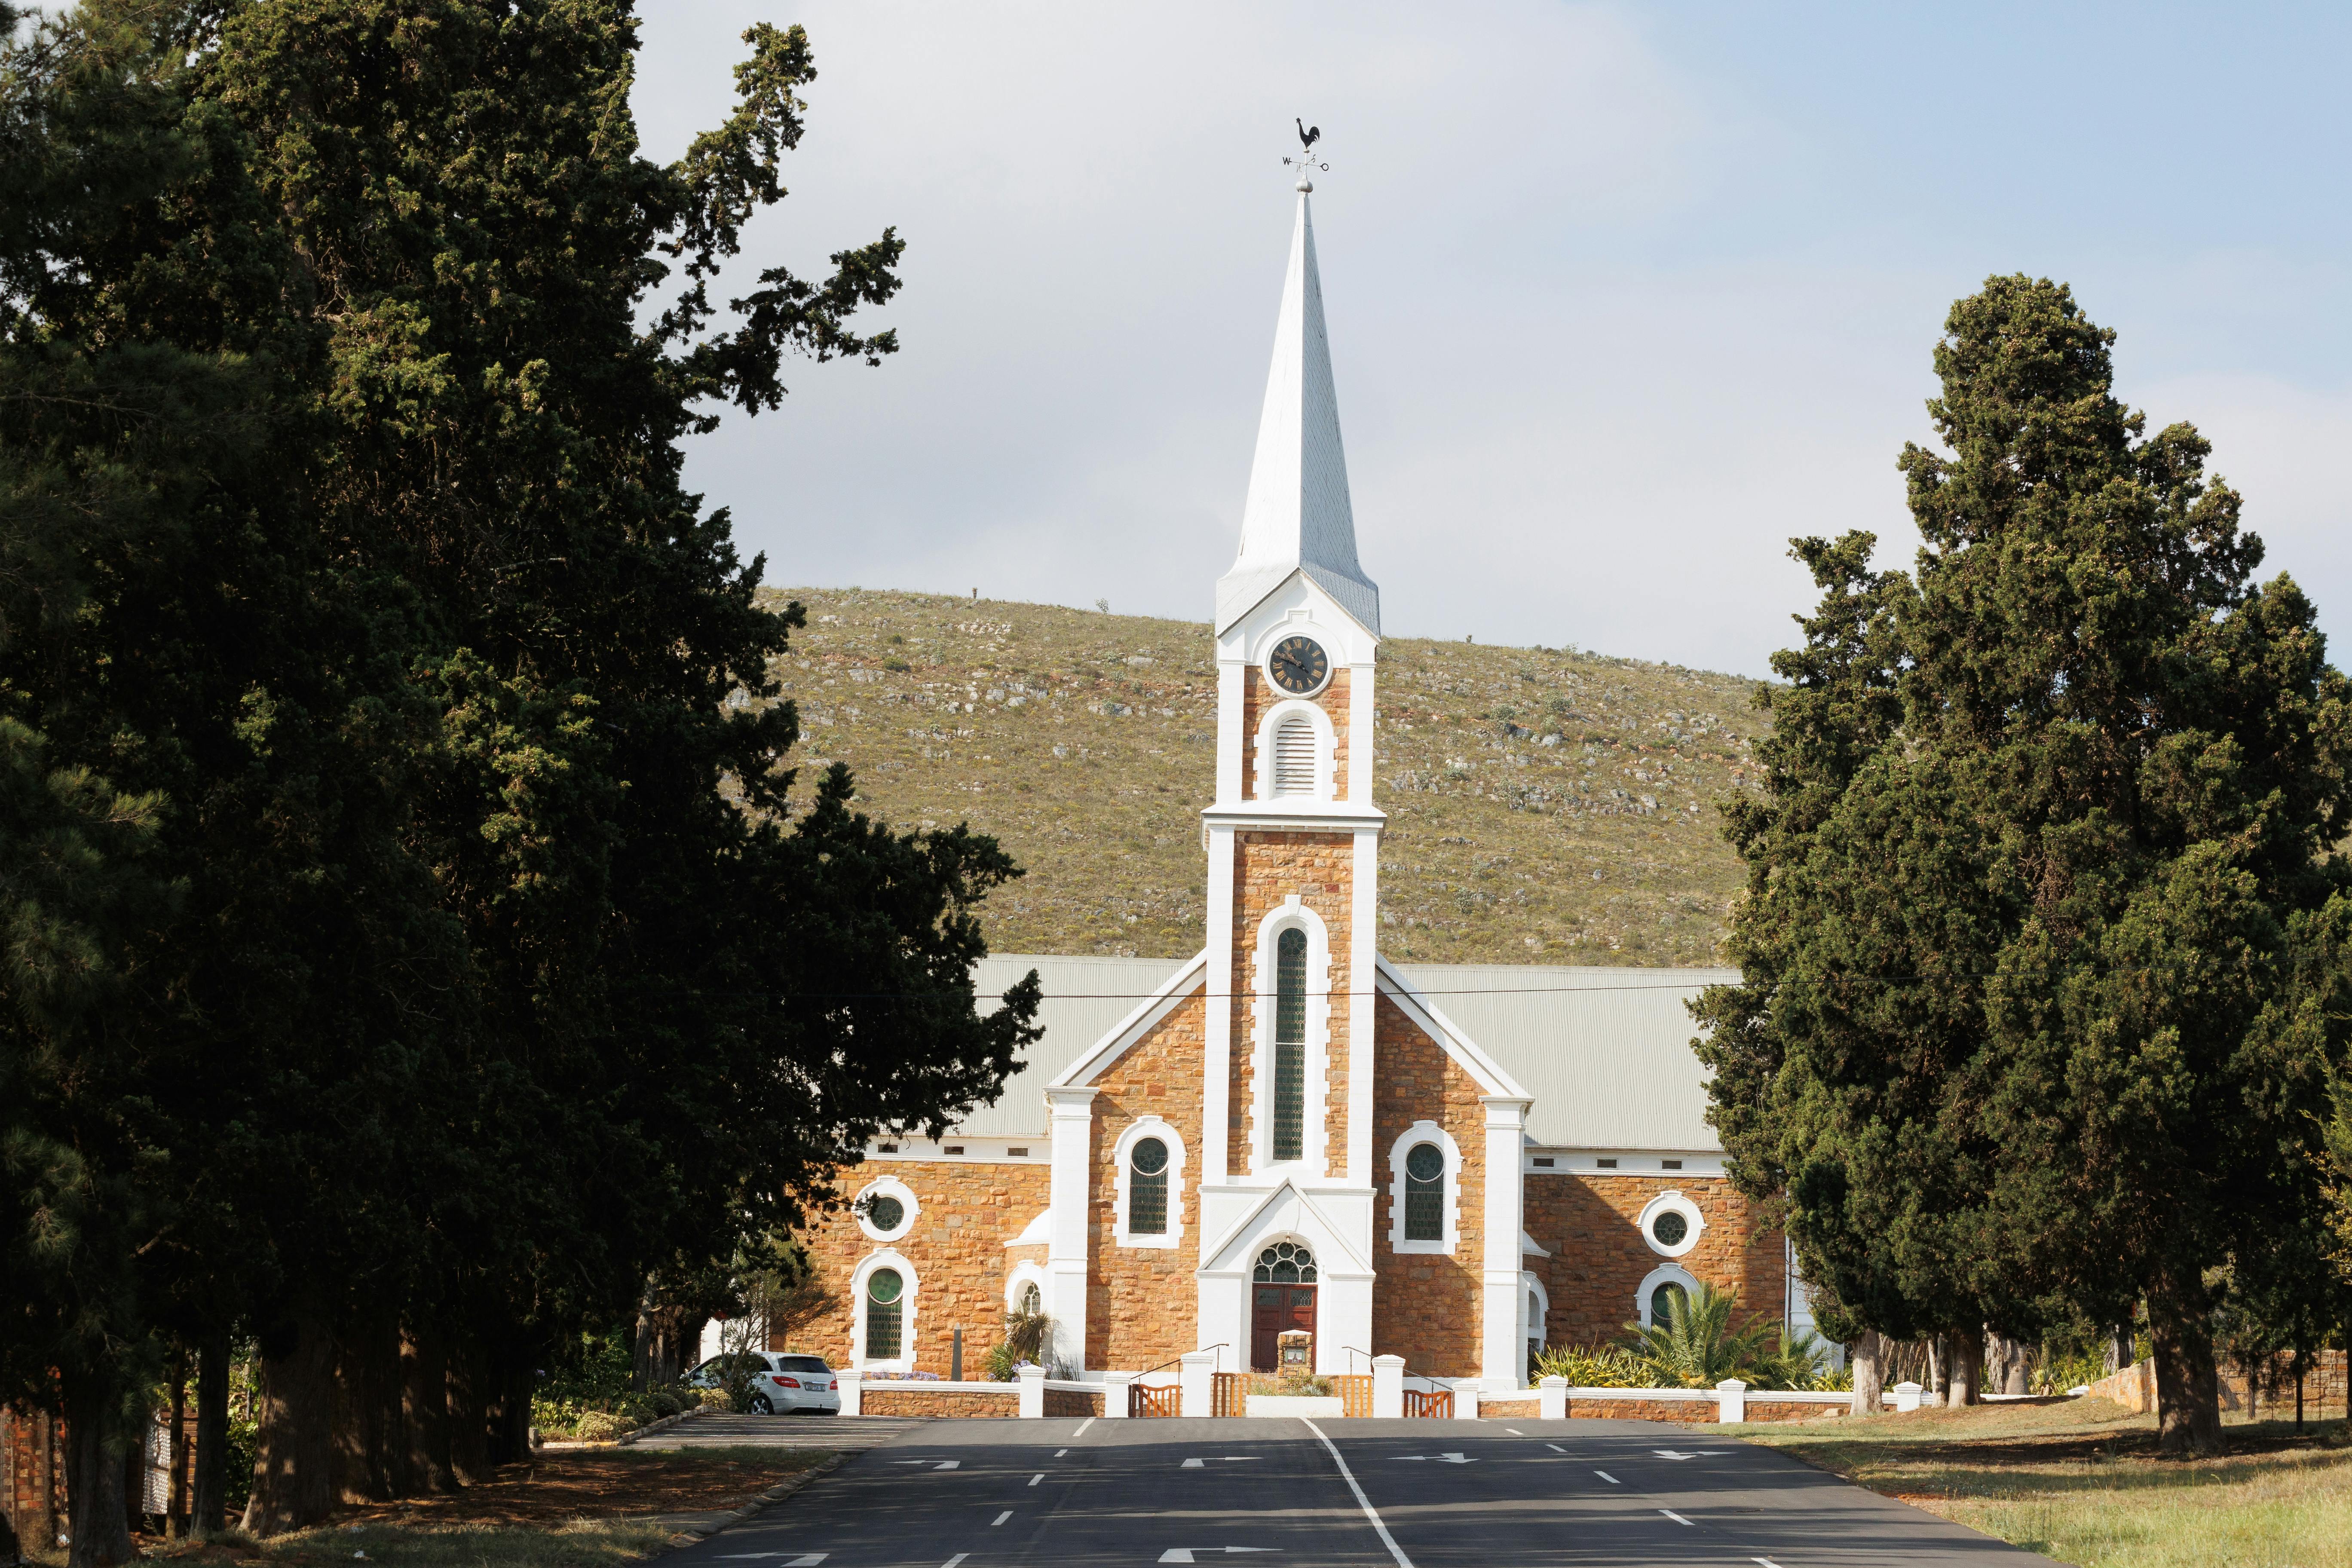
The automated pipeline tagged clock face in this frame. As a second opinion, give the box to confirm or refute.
[1267,635,1330,695]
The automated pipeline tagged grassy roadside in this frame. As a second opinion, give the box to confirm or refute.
[1727,1397,2352,1567]
[75,1446,839,1568]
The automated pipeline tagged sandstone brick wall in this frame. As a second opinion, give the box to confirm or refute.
[1044,1389,1105,1418]
[1227,830,1355,1179]
[1564,1396,1718,1425]
[1369,992,1485,1378]
[1523,1172,1785,1350]
[1086,990,1206,1371]
[793,1158,1051,1374]
[860,1387,1021,1418]
[1239,666,1352,802]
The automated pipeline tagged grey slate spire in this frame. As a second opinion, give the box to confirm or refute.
[1215,180,1381,637]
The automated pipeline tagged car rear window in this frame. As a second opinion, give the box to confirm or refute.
[777,1357,831,1375]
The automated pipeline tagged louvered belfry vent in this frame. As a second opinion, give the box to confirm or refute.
[1271,716,1316,796]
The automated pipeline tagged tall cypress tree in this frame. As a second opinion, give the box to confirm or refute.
[2,3,1039,1545]
[1698,276,2352,1454]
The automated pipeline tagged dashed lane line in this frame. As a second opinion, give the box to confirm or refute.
[1054,1448,1069,1457]
[1545,1444,1567,1454]
[1660,1510,1695,1527]
[1073,1417,1097,1438]
[940,1558,967,1568]
[1594,1470,1619,1484]
[1302,1419,1415,1568]
[1029,1472,1044,1485]
[1754,1559,1785,1567]
[992,1511,1013,1526]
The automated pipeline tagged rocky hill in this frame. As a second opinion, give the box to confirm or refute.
[756,587,1770,967]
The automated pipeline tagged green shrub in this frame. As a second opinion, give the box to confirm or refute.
[646,1388,683,1418]
[698,1387,732,1409]
[1532,1343,1647,1388]
[574,1409,631,1442]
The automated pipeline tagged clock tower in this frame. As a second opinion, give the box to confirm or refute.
[1192,171,1385,1359]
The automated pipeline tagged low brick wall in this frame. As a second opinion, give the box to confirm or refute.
[862,1387,1023,1418]
[1044,1390,1103,1418]
[1740,1397,1852,1424]
[1479,1400,1538,1419]
[1565,1396,1717,1425]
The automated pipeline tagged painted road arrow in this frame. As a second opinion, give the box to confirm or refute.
[1158,1552,1277,1563]
[1179,1457,1266,1467]
[1387,1452,1473,1463]
[1651,1450,1728,1461]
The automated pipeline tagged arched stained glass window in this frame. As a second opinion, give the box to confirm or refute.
[1130,1136,1169,1235]
[1253,1242,1317,1283]
[1272,928,1307,1161]
[866,1268,904,1360]
[1404,1142,1444,1241]
[1016,1281,1041,1317]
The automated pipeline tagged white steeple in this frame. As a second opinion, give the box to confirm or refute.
[1216,180,1381,637]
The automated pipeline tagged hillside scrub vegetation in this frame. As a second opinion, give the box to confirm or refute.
[753,586,1768,965]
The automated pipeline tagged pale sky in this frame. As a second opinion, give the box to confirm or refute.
[631,2,2352,679]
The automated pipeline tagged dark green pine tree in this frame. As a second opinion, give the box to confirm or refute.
[1,2,1041,1549]
[1697,275,2352,1454]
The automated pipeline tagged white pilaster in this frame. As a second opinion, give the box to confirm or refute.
[1216,662,1246,804]
[1349,827,1378,1185]
[1480,1096,1532,1388]
[1202,824,1234,1184]
[1372,1354,1405,1419]
[1046,1086,1098,1374]
[1346,662,1375,804]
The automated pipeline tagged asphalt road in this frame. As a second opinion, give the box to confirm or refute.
[667,1415,2049,1568]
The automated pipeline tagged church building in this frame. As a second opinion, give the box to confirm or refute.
[797,175,1795,1392]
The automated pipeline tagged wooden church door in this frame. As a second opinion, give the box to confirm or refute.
[1249,1242,1318,1372]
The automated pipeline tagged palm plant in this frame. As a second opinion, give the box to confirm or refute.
[1620,1282,1785,1388]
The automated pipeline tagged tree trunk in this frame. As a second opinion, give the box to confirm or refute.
[243,1317,338,1536]
[166,1347,190,1537]
[1988,1332,2029,1396]
[1926,1335,1945,1405]
[61,1369,138,1568]
[190,1332,230,1537]
[2146,1272,2222,1456]
[634,1304,692,1391]
[399,1327,457,1494]
[1848,1331,1885,1416]
[1945,1330,1981,1407]
[332,1316,398,1504]
[2106,1323,2134,1374]
[445,1336,493,1487]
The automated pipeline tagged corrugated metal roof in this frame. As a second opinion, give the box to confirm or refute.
[950,954,1188,1137]
[945,954,1734,1149]
[1395,963,1736,1152]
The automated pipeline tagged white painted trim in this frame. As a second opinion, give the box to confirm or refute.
[1045,1086,1097,1376]
[1637,1189,1707,1259]
[1348,827,1377,1185]
[1384,1121,1461,1255]
[1251,697,1337,803]
[1635,1263,1701,1329]
[1523,1271,1550,1360]
[850,1250,919,1372]
[1204,828,1234,1184]
[1005,1209,1049,1248]
[1195,1178,1377,1280]
[1006,1261,1047,1316]
[1048,950,1207,1089]
[1371,956,1527,1098]
[1481,1096,1532,1389]
[1215,662,1246,805]
[853,1175,919,1243]
[1245,896,1331,1176]
[1346,661,1375,805]
[1112,1116,1187,1250]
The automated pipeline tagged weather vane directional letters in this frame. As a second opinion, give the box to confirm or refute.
[1284,116,1329,177]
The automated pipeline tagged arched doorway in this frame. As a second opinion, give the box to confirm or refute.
[1250,1242,1317,1371]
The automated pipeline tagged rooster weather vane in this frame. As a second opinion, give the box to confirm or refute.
[1285,117,1329,177]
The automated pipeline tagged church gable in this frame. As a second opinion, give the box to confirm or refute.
[1084,989,1207,1370]
[1369,990,1489,1378]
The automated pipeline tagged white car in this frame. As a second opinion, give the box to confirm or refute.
[686,1351,842,1415]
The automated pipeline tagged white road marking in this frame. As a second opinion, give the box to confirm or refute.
[1385,1453,1472,1464]
[1505,1427,1524,1434]
[941,1558,968,1568]
[933,1460,960,1470]
[1594,1470,1618,1484]
[992,1510,1012,1526]
[1754,1559,1785,1568]
[1183,1458,1204,1468]
[1545,1444,1567,1454]
[787,1559,826,1567]
[1158,1553,1279,1563]
[1055,1448,1069,1457]
[1185,1456,1265,1467]
[1073,1417,1097,1437]
[1660,1510,1694,1526]
[1303,1419,1415,1568]
[1029,1472,1044,1485]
